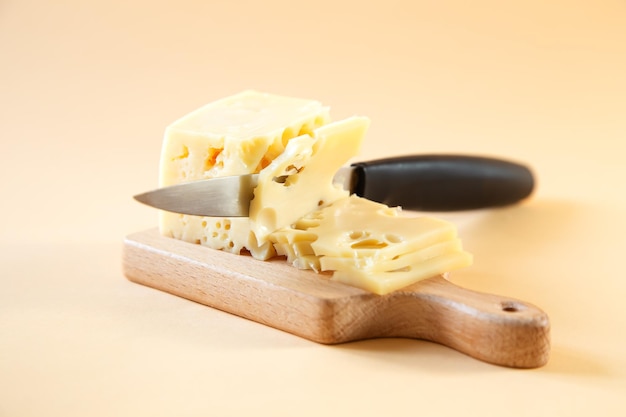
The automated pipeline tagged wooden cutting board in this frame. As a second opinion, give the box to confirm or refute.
[122,228,550,368]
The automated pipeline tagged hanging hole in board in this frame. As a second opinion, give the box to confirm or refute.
[501,301,526,313]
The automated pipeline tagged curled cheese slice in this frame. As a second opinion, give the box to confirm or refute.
[250,116,370,242]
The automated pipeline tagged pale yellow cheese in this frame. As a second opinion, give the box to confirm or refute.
[250,116,370,242]
[158,90,331,259]
[320,239,464,272]
[331,251,473,295]
[159,90,330,184]
[270,195,473,294]
[158,90,472,295]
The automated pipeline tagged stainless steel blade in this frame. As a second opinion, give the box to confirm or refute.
[134,174,259,217]
[134,167,355,217]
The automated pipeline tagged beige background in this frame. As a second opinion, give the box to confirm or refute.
[2,0,626,415]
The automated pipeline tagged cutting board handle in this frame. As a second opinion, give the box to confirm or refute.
[383,276,550,368]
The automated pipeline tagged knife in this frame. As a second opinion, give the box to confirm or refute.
[133,154,534,216]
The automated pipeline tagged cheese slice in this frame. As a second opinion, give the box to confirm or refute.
[331,251,473,295]
[269,195,473,294]
[320,239,464,272]
[250,116,369,242]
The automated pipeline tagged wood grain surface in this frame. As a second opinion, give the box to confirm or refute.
[123,228,550,368]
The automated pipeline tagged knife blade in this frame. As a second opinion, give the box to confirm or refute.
[133,154,534,216]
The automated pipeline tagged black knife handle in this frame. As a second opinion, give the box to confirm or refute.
[351,154,535,211]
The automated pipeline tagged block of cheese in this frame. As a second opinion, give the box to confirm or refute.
[158,90,331,259]
[270,195,473,294]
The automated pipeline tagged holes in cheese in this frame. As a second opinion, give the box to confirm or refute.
[331,251,473,295]
[157,90,472,295]
[270,196,472,294]
[158,90,330,260]
[320,239,465,273]
[250,116,370,242]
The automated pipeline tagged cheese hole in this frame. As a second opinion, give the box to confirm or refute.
[257,156,272,171]
[281,128,294,146]
[172,145,189,161]
[298,124,313,136]
[215,221,221,229]
[351,239,387,249]
[273,175,288,184]
[318,200,324,206]
[273,172,301,187]
[388,266,411,273]
[385,234,402,243]
[204,147,222,171]
[201,221,207,228]
[294,217,321,230]
[349,231,371,240]
[349,231,364,240]
[285,164,303,174]
[224,221,231,230]
[228,241,234,248]
[310,212,324,220]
